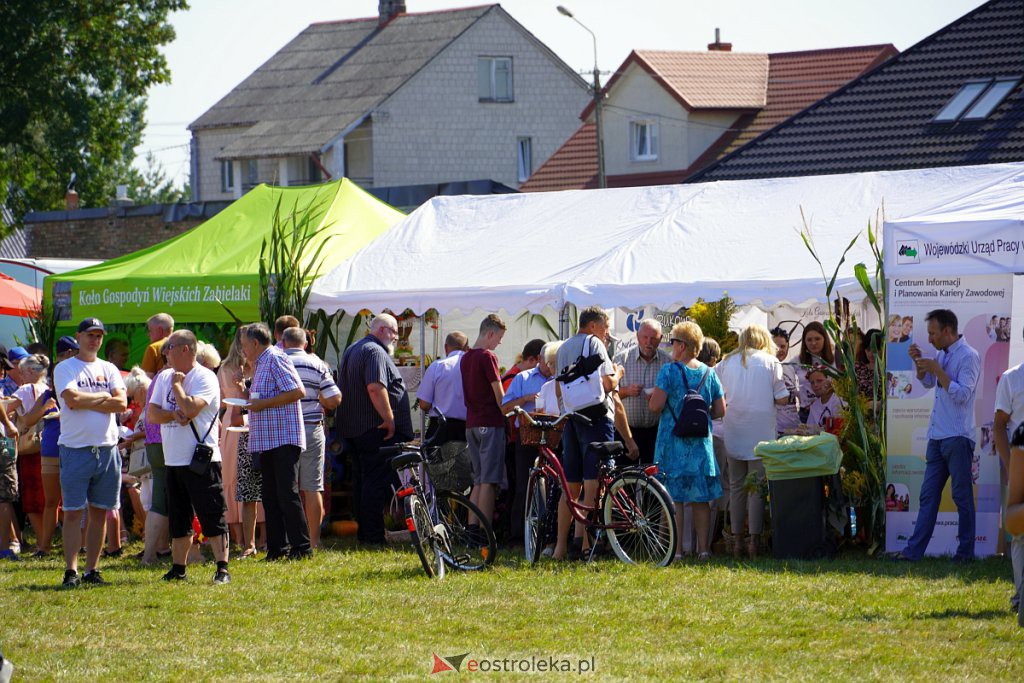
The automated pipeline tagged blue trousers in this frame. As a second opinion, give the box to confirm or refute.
[903,436,976,560]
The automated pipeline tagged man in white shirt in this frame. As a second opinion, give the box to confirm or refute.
[994,359,1024,612]
[805,368,844,429]
[55,317,127,588]
[148,330,229,584]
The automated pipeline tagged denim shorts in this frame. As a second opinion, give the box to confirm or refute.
[59,445,121,511]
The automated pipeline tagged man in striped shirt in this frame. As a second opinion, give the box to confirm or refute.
[281,327,341,549]
[241,323,310,560]
[898,309,980,562]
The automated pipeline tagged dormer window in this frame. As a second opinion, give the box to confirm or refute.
[933,77,1020,123]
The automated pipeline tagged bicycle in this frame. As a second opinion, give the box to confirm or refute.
[383,432,498,578]
[508,407,677,567]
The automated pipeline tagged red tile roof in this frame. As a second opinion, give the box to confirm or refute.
[519,123,598,193]
[524,44,897,193]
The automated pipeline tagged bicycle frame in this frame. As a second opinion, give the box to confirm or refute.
[532,435,660,532]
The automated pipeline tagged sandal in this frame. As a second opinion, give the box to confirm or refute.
[697,551,712,563]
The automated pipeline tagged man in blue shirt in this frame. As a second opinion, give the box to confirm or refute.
[503,340,556,543]
[898,309,980,562]
[417,331,468,444]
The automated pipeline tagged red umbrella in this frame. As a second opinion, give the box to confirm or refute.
[0,273,42,317]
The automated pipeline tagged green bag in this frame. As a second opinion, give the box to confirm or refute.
[754,433,842,481]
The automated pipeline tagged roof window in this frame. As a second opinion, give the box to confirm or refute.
[933,77,1020,123]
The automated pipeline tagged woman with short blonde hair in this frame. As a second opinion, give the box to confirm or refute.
[672,321,704,357]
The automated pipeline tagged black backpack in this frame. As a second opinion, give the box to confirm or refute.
[666,363,710,439]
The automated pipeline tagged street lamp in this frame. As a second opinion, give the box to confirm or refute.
[557,5,606,189]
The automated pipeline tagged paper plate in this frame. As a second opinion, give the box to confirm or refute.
[226,426,249,433]
[223,398,250,407]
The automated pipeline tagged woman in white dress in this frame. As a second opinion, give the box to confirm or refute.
[714,325,789,558]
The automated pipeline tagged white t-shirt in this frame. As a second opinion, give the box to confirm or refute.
[13,382,46,416]
[807,392,844,428]
[715,350,789,461]
[150,364,221,467]
[55,357,126,448]
[995,363,1024,436]
[536,378,562,416]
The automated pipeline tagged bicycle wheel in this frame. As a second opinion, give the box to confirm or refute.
[406,494,446,578]
[436,491,497,570]
[523,472,548,565]
[602,473,676,567]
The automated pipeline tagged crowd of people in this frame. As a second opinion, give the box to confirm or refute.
[1,305,1022,610]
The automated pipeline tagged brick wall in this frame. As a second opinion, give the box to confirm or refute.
[25,210,213,260]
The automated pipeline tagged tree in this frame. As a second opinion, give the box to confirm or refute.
[124,152,190,204]
[0,0,188,228]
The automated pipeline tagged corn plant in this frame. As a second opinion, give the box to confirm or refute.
[800,207,887,553]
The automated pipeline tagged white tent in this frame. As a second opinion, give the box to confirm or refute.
[309,162,1024,316]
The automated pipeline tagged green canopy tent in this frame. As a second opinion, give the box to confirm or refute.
[47,179,403,324]
[44,178,404,359]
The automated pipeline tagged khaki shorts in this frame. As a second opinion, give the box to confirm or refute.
[298,423,325,492]
[41,456,60,475]
[0,441,18,504]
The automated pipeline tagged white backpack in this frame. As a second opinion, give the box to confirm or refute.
[557,335,607,417]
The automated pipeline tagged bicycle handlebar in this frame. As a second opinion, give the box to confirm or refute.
[503,406,592,428]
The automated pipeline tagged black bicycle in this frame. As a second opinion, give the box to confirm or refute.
[384,423,498,577]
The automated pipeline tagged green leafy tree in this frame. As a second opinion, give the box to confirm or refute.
[124,152,190,204]
[0,0,188,228]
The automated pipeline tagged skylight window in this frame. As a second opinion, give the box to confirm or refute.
[933,77,1020,123]
[963,78,1020,120]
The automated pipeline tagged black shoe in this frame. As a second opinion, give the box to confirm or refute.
[82,570,108,586]
[287,549,313,561]
[212,568,231,585]
[102,548,123,559]
[162,569,187,582]
[61,570,81,589]
[31,549,49,559]
[264,553,286,562]
[567,538,584,562]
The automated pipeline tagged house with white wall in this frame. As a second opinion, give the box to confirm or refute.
[188,2,589,201]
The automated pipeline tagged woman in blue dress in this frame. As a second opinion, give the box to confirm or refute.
[648,321,726,561]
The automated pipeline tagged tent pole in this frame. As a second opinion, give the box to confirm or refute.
[558,306,569,339]
[419,315,426,438]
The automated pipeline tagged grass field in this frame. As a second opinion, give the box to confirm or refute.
[2,540,1022,681]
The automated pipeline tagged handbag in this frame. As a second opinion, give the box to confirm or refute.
[188,415,217,476]
[127,416,151,476]
[15,385,42,456]
[557,335,608,419]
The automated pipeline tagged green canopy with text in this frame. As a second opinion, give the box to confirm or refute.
[45,178,404,327]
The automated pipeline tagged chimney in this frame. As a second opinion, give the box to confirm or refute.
[708,28,732,52]
[112,184,134,207]
[378,0,406,27]
[64,189,79,211]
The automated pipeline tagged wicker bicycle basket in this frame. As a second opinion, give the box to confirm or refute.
[425,440,474,493]
[518,413,564,448]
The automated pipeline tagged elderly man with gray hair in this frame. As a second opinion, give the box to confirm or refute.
[613,318,671,465]
[337,313,413,545]
[141,313,174,377]
[281,326,341,548]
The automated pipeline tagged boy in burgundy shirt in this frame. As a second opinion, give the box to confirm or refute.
[460,314,507,531]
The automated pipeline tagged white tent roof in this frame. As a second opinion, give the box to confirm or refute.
[309,162,1024,315]
[885,165,1024,276]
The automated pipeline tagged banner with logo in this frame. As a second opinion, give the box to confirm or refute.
[887,226,1024,276]
[885,273,1010,557]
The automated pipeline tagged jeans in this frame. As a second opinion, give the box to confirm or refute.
[903,436,976,560]
[345,428,402,545]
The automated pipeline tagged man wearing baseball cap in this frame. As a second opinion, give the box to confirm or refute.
[0,346,28,397]
[53,317,127,587]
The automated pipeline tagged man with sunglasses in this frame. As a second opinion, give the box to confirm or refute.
[336,314,413,545]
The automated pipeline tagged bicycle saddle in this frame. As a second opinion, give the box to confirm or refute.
[589,441,625,458]
[389,451,423,471]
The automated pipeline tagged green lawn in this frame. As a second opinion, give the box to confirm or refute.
[2,541,1022,681]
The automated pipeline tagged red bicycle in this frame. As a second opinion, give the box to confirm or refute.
[508,407,677,567]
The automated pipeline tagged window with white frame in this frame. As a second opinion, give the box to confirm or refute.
[517,137,532,183]
[629,120,659,161]
[220,160,234,192]
[478,57,513,102]
[246,159,258,186]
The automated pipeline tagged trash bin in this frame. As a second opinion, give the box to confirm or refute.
[754,434,842,560]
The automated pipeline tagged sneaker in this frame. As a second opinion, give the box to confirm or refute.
[61,570,81,589]
[0,656,13,683]
[82,570,108,586]
[162,569,187,582]
[212,568,231,585]
[0,550,19,562]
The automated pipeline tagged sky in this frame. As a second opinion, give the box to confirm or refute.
[138,0,986,187]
